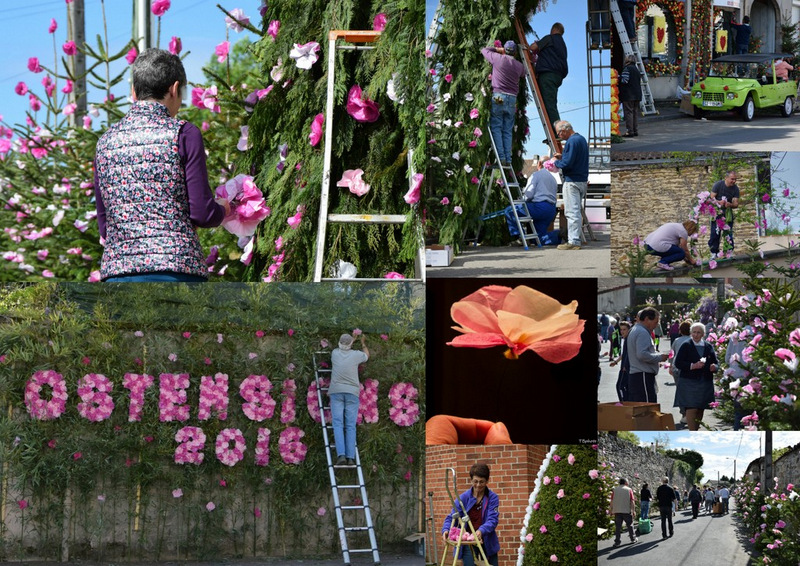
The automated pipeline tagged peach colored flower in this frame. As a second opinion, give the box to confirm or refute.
[447,285,584,362]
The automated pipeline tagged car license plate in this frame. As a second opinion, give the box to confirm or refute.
[703,101,723,107]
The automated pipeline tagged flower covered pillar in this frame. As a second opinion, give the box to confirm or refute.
[239,1,425,281]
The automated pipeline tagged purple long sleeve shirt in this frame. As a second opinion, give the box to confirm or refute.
[481,48,525,96]
[94,121,224,239]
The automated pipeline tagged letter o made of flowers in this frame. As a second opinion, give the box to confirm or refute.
[215,428,247,467]
[174,426,207,465]
[388,382,420,426]
[25,370,68,420]
[77,373,115,422]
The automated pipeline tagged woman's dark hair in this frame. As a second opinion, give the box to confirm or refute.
[679,320,692,335]
[131,48,187,101]
[469,462,490,481]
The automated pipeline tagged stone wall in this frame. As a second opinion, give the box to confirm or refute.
[611,161,759,274]
[744,443,800,487]
[426,444,548,566]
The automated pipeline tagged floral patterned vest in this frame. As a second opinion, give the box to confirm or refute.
[95,101,206,279]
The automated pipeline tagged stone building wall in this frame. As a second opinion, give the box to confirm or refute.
[611,161,759,274]
[744,443,800,487]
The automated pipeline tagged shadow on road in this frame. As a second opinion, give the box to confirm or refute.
[598,538,662,559]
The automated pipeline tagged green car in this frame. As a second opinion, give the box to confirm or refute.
[691,53,797,121]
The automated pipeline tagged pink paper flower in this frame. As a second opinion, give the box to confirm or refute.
[469,108,479,119]
[453,206,463,214]
[317,507,326,516]
[404,173,424,204]
[225,8,250,32]
[337,169,371,196]
[445,74,453,82]
[172,488,183,498]
[289,41,320,70]
[15,82,28,95]
[125,48,138,65]
[151,0,171,16]
[49,19,57,33]
[388,382,420,426]
[169,36,182,55]
[18,500,29,510]
[373,13,388,31]
[346,84,380,123]
[267,20,280,41]
[287,205,304,229]
[385,272,405,279]
[215,174,271,238]
[539,525,547,534]
[63,41,77,56]
[215,41,230,63]
[206,501,216,512]
[25,370,67,420]
[309,113,324,146]
[447,285,585,362]
[28,58,43,73]
[254,507,262,517]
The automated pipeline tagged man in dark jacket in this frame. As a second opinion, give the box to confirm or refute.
[688,485,703,519]
[530,23,568,127]
[730,16,751,54]
[656,476,676,539]
[619,55,641,137]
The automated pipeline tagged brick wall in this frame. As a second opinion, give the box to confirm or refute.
[426,444,548,566]
[611,163,758,274]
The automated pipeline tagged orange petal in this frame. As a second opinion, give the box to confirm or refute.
[451,300,502,335]
[447,333,508,349]
[527,320,586,363]
[496,309,580,347]
[502,286,577,321]
[458,285,513,312]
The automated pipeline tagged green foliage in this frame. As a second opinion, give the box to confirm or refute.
[672,459,696,484]
[615,431,640,445]
[0,282,424,558]
[665,449,704,470]
[620,241,656,277]
[238,0,424,281]
[734,478,800,564]
[521,444,596,565]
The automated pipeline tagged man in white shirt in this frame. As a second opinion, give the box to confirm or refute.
[329,333,370,466]
[718,486,730,514]
[611,477,638,547]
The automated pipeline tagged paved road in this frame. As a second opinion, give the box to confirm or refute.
[428,233,611,278]
[597,345,731,431]
[612,107,800,152]
[598,501,752,565]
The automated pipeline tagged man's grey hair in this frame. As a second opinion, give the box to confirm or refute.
[131,48,187,101]
[338,333,354,351]
[554,120,573,132]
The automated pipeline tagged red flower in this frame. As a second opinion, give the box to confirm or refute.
[73,452,82,460]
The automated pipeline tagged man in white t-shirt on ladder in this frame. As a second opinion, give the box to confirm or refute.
[330,333,370,466]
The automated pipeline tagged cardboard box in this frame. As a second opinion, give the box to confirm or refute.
[426,245,453,267]
[634,411,676,431]
[680,93,695,115]
[598,402,663,431]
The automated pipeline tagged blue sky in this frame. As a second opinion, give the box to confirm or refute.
[426,0,606,158]
[631,431,800,484]
[0,0,253,127]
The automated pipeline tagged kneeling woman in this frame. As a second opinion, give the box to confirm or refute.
[643,220,698,271]
[674,322,718,430]
[441,462,500,566]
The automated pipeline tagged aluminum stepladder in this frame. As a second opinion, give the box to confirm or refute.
[313,351,380,566]
[610,0,658,115]
[313,30,425,283]
[514,18,563,157]
[586,2,612,169]
[463,127,542,251]
[440,468,489,566]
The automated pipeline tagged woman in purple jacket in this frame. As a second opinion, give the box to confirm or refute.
[441,462,500,566]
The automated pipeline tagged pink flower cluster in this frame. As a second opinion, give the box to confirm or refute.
[215,428,246,466]
[255,428,270,466]
[215,174,271,239]
[199,373,229,421]
[306,378,332,423]
[239,374,277,421]
[76,373,115,422]
[25,370,67,420]
[191,85,220,113]
[280,379,297,424]
[174,426,206,464]
[278,427,308,464]
[387,382,420,427]
[159,373,190,422]
[358,379,379,424]
[122,373,154,421]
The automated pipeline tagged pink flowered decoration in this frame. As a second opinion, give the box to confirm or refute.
[278,427,308,464]
[280,379,297,424]
[159,373,190,422]
[388,382,420,426]
[404,173,424,204]
[25,370,67,420]
[76,373,115,422]
[373,13,388,31]
[169,36,182,55]
[309,113,324,146]
[215,174,271,238]
[267,20,280,40]
[198,373,229,421]
[151,0,171,16]
[358,379,380,424]
[287,205,304,229]
[174,426,206,464]
[346,85,380,123]
[125,48,138,65]
[215,41,230,63]
[255,428,270,466]
[306,378,332,423]
[239,374,277,421]
[289,42,320,70]
[225,8,250,32]
[215,428,246,466]
[337,169,371,196]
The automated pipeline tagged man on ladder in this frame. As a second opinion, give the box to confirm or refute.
[481,41,526,167]
[330,332,370,466]
[529,22,569,130]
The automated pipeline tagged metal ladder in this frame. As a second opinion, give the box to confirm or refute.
[313,30,425,283]
[426,1,444,57]
[464,128,542,250]
[313,351,380,566]
[440,468,489,566]
[586,2,612,169]
[610,0,657,115]
[514,18,563,156]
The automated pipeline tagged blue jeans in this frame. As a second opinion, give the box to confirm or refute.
[645,243,685,266]
[104,272,207,282]
[330,392,359,459]
[505,201,557,240]
[640,500,650,520]
[563,181,587,246]
[489,93,516,163]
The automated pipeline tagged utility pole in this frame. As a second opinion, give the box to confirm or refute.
[133,0,153,52]
[681,0,691,86]
[68,0,87,122]
[764,430,773,495]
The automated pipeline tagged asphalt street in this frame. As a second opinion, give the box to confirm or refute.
[598,500,752,565]
[597,341,731,431]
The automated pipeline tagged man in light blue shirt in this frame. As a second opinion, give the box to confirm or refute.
[627,307,668,402]
[553,120,589,250]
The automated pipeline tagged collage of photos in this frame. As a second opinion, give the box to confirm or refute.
[0,1,799,566]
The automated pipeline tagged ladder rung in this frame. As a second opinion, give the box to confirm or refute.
[327,214,407,224]
[338,484,363,489]
[347,548,375,553]
[341,505,367,510]
[345,526,371,532]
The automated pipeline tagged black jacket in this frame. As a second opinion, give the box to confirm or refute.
[656,484,676,507]
[619,63,642,102]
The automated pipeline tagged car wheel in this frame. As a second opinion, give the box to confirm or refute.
[741,95,755,122]
[781,96,794,117]
[693,105,705,120]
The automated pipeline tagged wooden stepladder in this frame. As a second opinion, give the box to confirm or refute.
[313,352,380,565]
